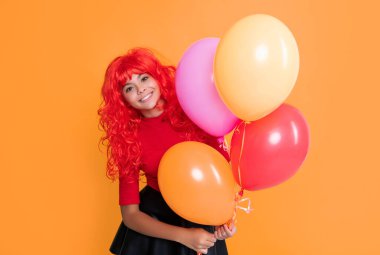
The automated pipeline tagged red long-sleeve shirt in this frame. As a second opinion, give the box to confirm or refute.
[119,114,229,205]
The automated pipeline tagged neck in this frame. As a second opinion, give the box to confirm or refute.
[141,98,165,118]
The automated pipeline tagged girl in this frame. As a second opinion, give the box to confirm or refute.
[99,48,236,255]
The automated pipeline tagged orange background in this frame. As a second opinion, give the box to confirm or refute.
[1,0,379,254]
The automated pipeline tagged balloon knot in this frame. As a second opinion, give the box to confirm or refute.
[238,188,244,198]
[217,137,224,144]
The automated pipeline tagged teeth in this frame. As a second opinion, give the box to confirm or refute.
[140,92,152,102]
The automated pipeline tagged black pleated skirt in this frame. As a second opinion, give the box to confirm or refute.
[110,185,228,255]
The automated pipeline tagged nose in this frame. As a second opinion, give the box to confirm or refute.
[137,86,146,95]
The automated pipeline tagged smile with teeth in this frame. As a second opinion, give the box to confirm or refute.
[139,92,153,103]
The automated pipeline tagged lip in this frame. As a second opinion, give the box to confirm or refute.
[139,92,153,103]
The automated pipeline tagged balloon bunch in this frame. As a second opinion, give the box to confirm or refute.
[158,14,310,226]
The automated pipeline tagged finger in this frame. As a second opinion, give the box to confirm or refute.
[199,248,208,254]
[225,224,234,234]
[220,225,228,236]
[223,224,230,232]
[223,225,232,235]
[206,232,216,242]
[217,227,223,239]
[203,240,215,248]
[217,228,225,240]
[214,230,220,240]
[227,221,235,231]
[208,236,217,242]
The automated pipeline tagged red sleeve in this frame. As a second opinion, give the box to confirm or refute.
[119,175,140,205]
[205,137,230,162]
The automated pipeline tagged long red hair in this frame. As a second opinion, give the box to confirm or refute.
[98,48,210,181]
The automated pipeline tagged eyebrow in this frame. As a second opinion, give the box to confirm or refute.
[125,74,143,86]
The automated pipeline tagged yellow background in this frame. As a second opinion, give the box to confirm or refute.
[1,0,379,254]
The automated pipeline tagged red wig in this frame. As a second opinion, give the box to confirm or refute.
[98,48,210,181]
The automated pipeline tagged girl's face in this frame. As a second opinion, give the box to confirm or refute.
[122,73,162,117]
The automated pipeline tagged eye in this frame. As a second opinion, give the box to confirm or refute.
[124,86,134,93]
[141,75,149,82]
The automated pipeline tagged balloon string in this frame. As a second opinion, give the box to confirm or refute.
[228,188,253,228]
[217,136,230,154]
[233,120,245,134]
[237,121,247,187]
[205,121,251,255]
[236,197,253,213]
[222,136,230,153]
[228,121,252,228]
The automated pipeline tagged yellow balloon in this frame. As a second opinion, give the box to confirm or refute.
[214,14,299,121]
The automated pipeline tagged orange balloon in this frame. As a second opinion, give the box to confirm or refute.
[214,14,300,121]
[158,141,235,225]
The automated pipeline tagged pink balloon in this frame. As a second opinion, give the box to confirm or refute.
[230,104,310,191]
[176,38,239,137]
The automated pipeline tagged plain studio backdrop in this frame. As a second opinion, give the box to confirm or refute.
[0,1,379,254]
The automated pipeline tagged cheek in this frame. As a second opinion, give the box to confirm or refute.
[156,88,161,98]
[154,83,162,97]
[122,93,136,105]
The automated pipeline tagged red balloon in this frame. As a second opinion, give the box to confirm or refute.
[230,104,310,191]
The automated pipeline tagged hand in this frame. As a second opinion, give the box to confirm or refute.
[178,228,216,254]
[214,222,237,240]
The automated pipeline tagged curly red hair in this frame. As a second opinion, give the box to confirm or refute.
[98,48,210,181]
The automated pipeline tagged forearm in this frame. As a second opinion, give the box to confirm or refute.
[122,207,184,243]
[120,204,217,254]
